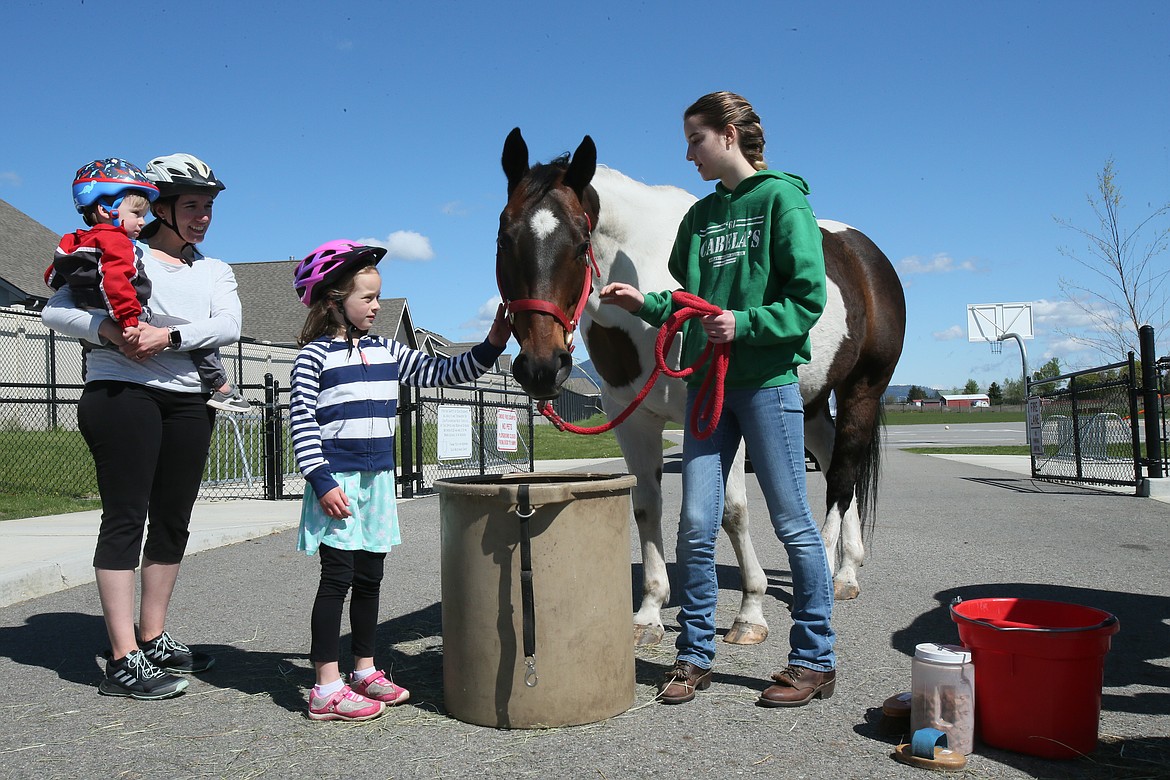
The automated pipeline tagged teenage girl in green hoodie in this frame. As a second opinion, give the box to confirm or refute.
[600,91,837,708]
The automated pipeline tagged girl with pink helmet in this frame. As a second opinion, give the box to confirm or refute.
[289,240,510,721]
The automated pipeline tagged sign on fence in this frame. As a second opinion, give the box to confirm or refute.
[496,408,518,452]
[437,404,473,460]
[1026,396,1044,457]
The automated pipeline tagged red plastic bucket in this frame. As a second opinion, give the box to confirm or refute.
[950,597,1119,759]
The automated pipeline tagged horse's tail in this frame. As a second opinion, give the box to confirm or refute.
[856,404,884,541]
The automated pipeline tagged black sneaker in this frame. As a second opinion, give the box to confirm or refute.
[99,650,189,700]
[139,631,215,674]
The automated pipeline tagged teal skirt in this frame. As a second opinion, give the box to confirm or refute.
[298,470,401,556]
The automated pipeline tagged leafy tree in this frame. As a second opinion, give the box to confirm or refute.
[1032,357,1063,382]
[1056,158,1170,359]
[987,382,1003,405]
[1002,377,1025,405]
[963,378,980,394]
[906,385,927,401]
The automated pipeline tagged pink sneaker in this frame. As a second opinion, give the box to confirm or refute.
[350,669,410,706]
[308,684,385,722]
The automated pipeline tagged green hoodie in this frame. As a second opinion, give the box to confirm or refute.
[637,170,826,389]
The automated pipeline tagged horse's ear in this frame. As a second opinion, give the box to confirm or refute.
[563,135,596,199]
[502,127,529,198]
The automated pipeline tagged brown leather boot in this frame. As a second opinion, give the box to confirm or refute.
[658,660,712,704]
[757,665,836,707]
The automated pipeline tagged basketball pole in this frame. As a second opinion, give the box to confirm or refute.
[998,332,1029,392]
[997,332,1030,448]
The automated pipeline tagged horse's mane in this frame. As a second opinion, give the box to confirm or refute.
[517,154,570,203]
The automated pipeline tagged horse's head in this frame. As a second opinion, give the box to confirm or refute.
[498,128,600,400]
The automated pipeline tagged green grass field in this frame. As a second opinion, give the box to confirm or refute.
[0,407,1108,521]
[0,415,639,521]
[884,409,1025,425]
[905,445,1030,456]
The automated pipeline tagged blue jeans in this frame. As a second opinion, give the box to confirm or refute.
[675,383,835,671]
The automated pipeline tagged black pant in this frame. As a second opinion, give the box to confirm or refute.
[309,544,386,664]
[79,381,215,570]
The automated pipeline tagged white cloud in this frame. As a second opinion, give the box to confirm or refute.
[0,171,21,187]
[898,253,976,274]
[442,201,468,216]
[459,295,504,335]
[933,325,965,341]
[358,231,435,262]
[1032,297,1105,331]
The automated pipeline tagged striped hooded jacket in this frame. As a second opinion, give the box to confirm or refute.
[290,334,503,499]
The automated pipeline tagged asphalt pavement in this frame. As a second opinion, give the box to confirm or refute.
[1,444,1168,780]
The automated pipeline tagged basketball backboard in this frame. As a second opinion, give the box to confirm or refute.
[966,302,1034,342]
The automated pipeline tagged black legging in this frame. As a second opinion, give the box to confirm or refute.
[310,544,386,664]
[78,381,215,570]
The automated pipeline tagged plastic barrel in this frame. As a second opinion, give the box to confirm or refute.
[950,597,1119,759]
[437,472,637,728]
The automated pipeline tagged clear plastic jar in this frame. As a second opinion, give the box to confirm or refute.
[911,643,975,754]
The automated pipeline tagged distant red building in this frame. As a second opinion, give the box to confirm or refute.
[940,393,991,408]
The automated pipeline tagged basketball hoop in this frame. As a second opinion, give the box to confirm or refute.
[991,340,1003,354]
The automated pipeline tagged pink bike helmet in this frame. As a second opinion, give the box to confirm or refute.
[294,240,387,306]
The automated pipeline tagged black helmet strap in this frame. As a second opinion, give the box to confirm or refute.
[148,200,196,265]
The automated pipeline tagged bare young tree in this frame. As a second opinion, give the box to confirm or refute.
[1055,158,1169,359]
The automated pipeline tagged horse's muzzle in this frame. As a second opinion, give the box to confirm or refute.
[511,349,573,401]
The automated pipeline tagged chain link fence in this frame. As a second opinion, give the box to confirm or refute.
[2,306,599,505]
[0,306,304,501]
[405,385,535,495]
[1028,356,1141,487]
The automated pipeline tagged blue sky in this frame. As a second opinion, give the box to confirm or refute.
[3,1,1167,391]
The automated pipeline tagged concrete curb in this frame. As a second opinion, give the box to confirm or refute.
[0,501,301,609]
[0,460,621,609]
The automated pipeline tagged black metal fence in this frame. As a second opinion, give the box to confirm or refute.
[398,384,536,497]
[1027,356,1142,487]
[1027,324,1168,489]
[1,306,602,504]
[1159,355,1170,475]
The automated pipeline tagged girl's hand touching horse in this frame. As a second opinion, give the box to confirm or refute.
[599,282,644,313]
[487,302,512,348]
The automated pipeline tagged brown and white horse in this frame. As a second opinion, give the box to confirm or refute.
[498,128,906,645]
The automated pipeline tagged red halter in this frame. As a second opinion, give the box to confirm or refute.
[497,213,600,348]
[539,290,729,440]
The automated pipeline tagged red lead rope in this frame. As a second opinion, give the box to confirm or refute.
[538,291,729,440]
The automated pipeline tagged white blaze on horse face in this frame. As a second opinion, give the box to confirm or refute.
[530,208,559,241]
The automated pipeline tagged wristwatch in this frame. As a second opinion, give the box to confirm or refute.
[168,326,182,349]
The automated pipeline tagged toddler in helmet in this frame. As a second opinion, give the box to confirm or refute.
[46,158,250,412]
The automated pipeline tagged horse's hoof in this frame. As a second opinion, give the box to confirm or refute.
[633,623,664,646]
[834,582,861,601]
[724,621,768,645]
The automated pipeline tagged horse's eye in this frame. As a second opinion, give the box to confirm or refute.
[577,241,590,259]
[497,234,513,254]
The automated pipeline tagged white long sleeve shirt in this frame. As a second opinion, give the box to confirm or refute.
[40,245,242,393]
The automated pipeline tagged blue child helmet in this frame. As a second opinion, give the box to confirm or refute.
[71,158,160,214]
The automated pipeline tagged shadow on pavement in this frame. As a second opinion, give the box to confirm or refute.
[0,611,109,686]
[961,477,1134,497]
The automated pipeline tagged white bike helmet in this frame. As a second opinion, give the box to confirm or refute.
[144,153,227,198]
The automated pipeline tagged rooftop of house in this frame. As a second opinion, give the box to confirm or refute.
[1,198,415,348]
